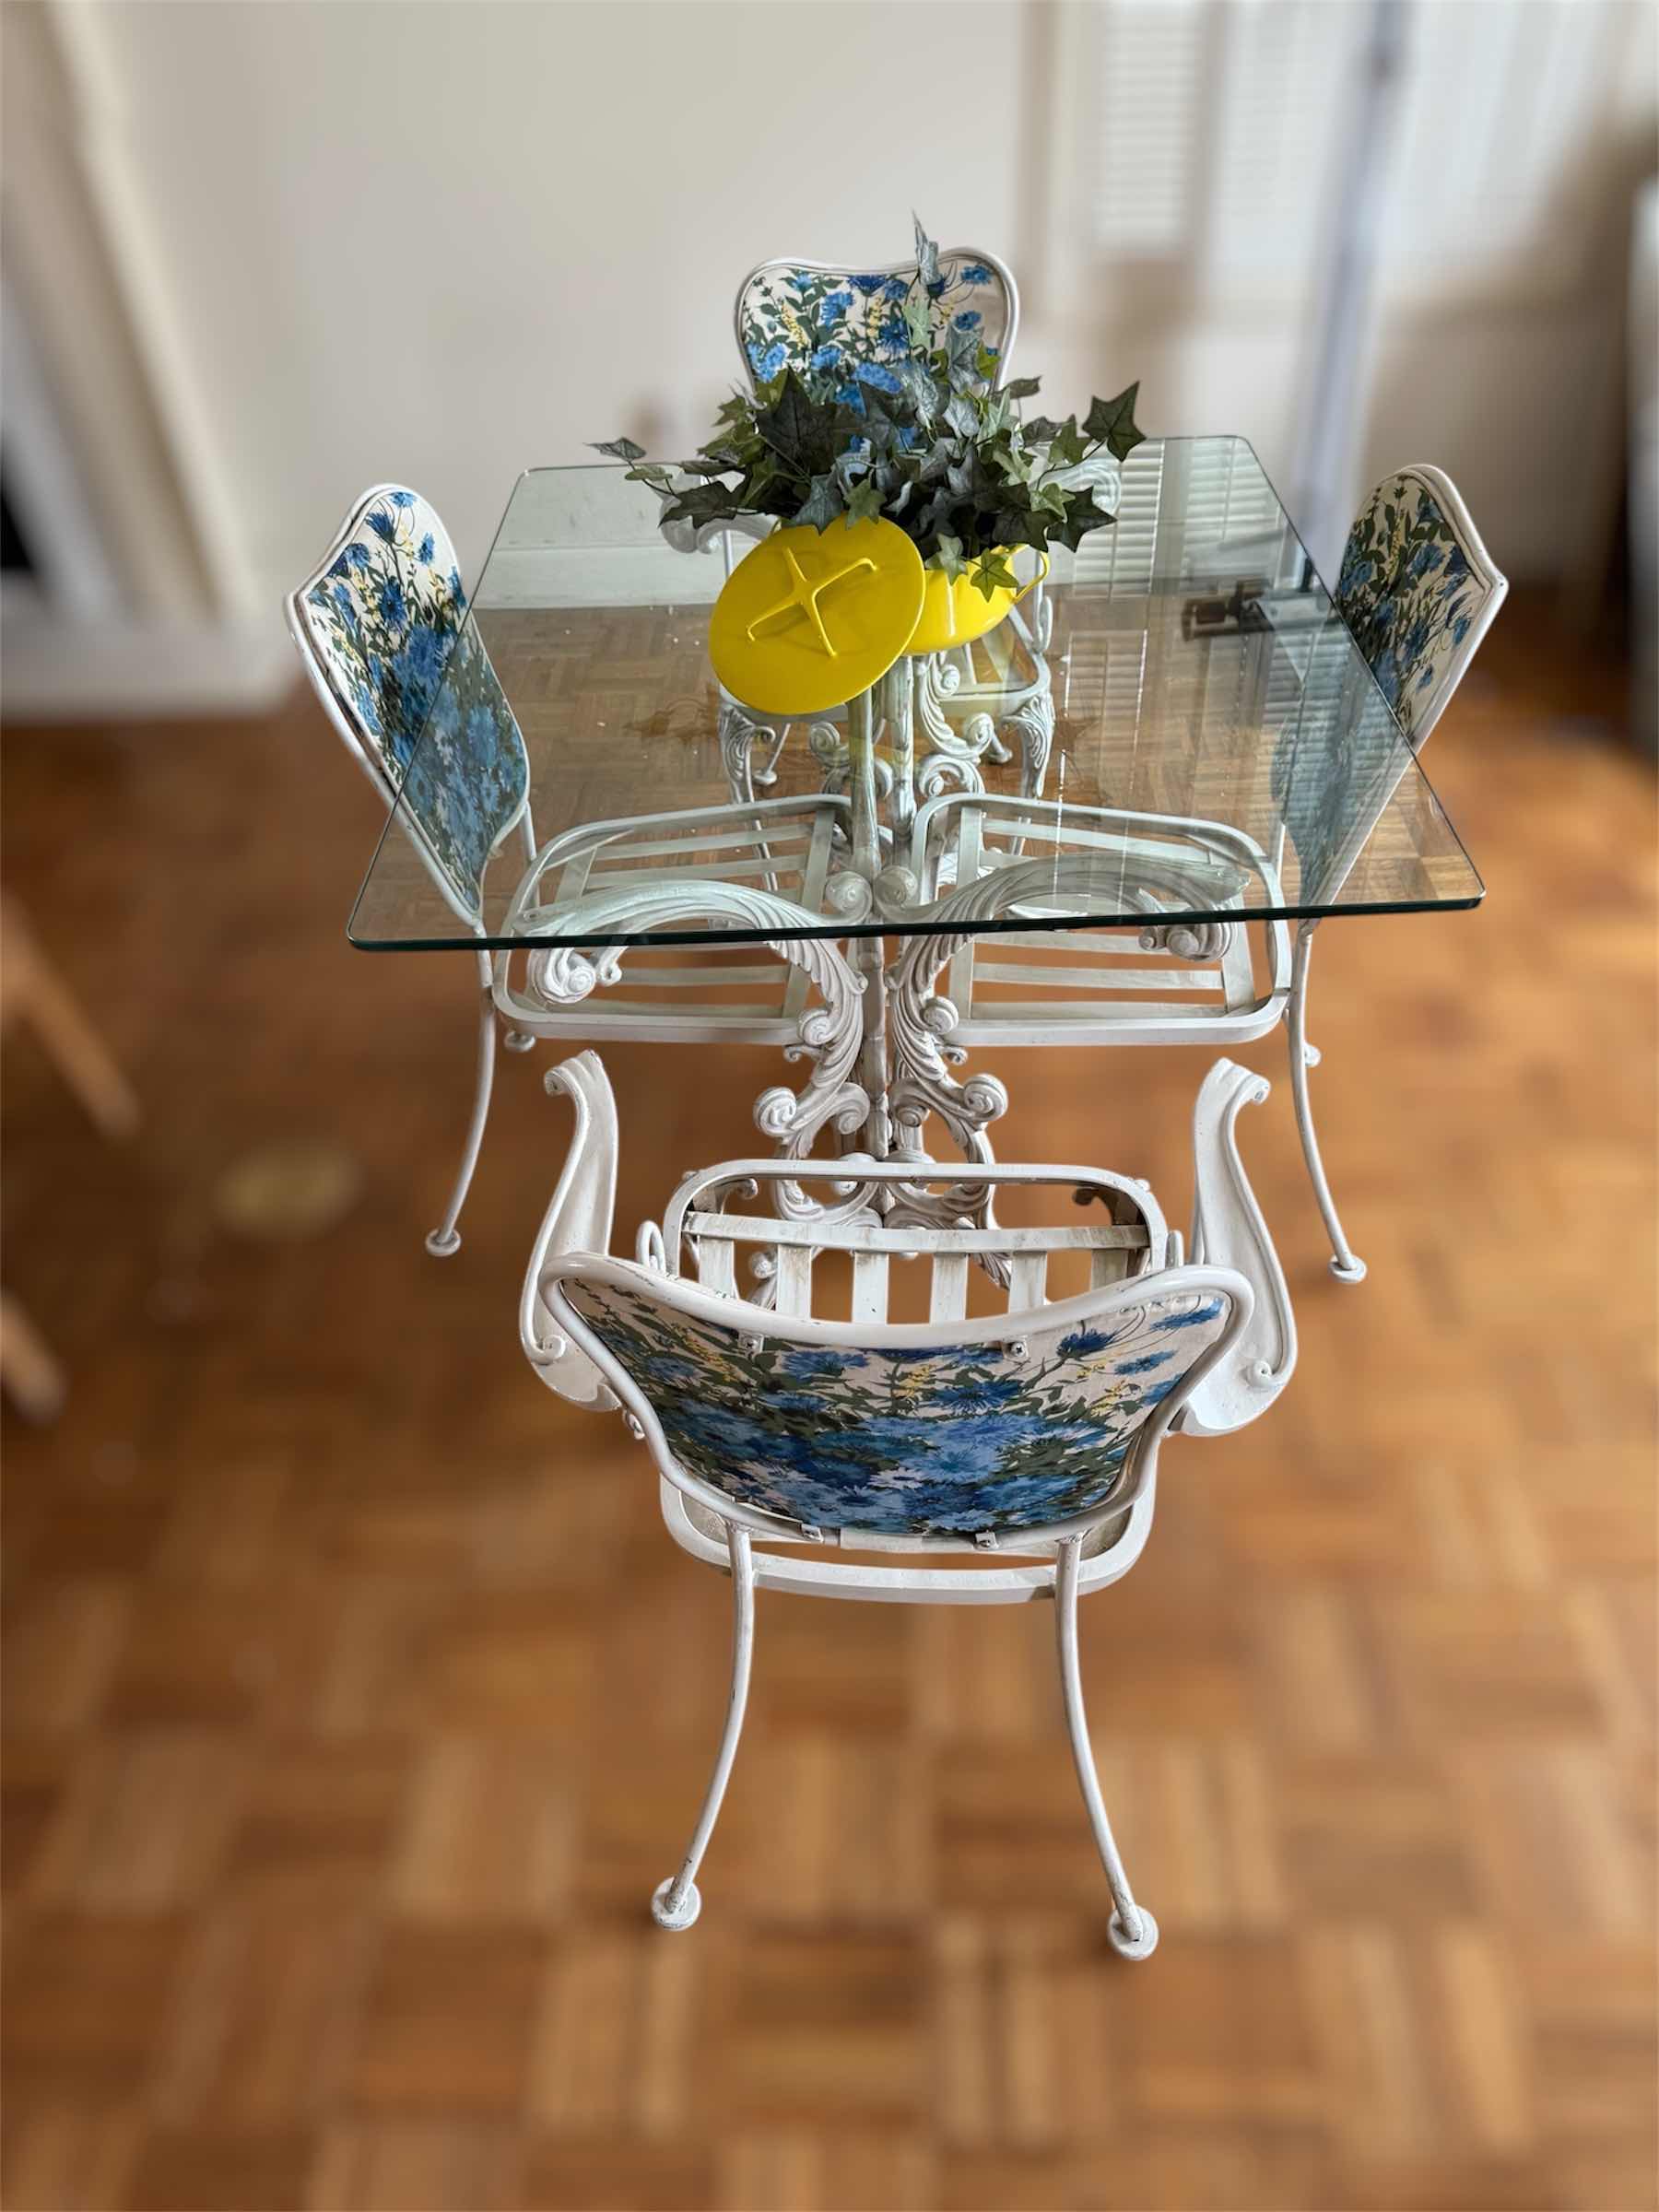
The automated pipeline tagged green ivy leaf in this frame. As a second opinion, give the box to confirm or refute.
[592,437,646,462]
[1025,415,1062,444]
[626,463,677,493]
[756,371,825,469]
[844,477,885,526]
[1003,376,1043,400]
[1050,417,1088,469]
[794,475,842,531]
[933,532,967,582]
[1082,383,1146,461]
[971,551,1020,600]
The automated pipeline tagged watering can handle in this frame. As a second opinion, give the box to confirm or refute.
[1011,550,1051,606]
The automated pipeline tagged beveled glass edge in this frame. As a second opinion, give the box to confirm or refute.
[348,877,1486,953]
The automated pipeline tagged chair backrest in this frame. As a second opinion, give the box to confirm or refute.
[286,483,530,924]
[735,248,1018,398]
[543,1238,1246,1548]
[1334,465,1507,745]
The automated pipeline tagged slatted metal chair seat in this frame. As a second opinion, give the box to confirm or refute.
[903,790,1292,1049]
[493,794,857,1044]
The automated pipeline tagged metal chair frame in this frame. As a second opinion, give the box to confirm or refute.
[522,1049,1295,1955]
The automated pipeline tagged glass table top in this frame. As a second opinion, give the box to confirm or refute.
[347,437,1482,951]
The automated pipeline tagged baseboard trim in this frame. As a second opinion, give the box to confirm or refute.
[1,607,294,721]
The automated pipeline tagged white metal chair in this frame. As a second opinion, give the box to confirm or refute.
[523,1050,1295,1956]
[900,464,1506,1284]
[288,487,860,1255]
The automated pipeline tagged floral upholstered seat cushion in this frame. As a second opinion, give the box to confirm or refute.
[1334,470,1497,742]
[299,488,528,920]
[562,1273,1231,1539]
[736,254,1013,402]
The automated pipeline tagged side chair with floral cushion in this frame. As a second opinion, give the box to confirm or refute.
[695,245,1054,813]
[522,1049,1296,1956]
[288,486,860,1257]
[902,465,1506,1288]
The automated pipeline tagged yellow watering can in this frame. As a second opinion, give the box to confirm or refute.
[907,547,1049,653]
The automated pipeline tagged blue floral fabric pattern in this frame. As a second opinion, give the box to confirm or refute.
[736,254,1011,401]
[1334,471,1497,742]
[562,1272,1230,1538]
[300,488,528,919]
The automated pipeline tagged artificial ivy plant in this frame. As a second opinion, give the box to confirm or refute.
[597,220,1146,602]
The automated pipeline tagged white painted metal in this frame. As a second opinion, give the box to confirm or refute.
[522,1049,1291,1945]
[1181,1059,1296,1432]
[652,1523,754,1933]
[1287,463,1506,1280]
[1055,1535,1158,1959]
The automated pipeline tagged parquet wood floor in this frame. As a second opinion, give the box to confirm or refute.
[2,603,1654,2212]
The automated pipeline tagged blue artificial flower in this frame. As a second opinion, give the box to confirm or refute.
[1117,1352,1172,1375]
[465,702,500,748]
[853,361,902,394]
[353,681,382,735]
[378,576,406,629]
[332,582,356,618]
[786,270,817,293]
[897,426,920,450]
[960,263,993,285]
[1452,613,1471,643]
[448,568,466,610]
[820,288,853,324]
[388,489,416,509]
[1149,1300,1224,1331]
[834,382,867,415]
[809,344,841,371]
[418,533,435,565]
[1442,546,1468,583]
[851,273,888,295]
[328,552,351,580]
[367,511,399,545]
[1408,543,1443,577]
[1373,648,1402,705]
[748,339,787,382]
[400,621,446,692]
[346,542,371,571]
[1139,1380,1179,1406]
[952,309,982,331]
[1404,616,1432,665]
[1058,1327,1112,1358]
[883,276,908,301]
[877,313,911,355]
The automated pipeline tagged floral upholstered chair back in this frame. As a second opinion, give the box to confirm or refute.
[288,485,530,925]
[1334,465,1507,746]
[549,1260,1237,1544]
[735,249,1018,404]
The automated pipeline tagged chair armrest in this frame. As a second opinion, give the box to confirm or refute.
[520,1051,620,1408]
[1178,1059,1297,1435]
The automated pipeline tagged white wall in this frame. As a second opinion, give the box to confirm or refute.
[80,0,1029,610]
[5,0,1654,717]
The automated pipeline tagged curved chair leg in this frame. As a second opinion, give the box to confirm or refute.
[653,1524,755,1932]
[1287,925,1367,1285]
[426,985,498,1257]
[1054,1535,1159,1960]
